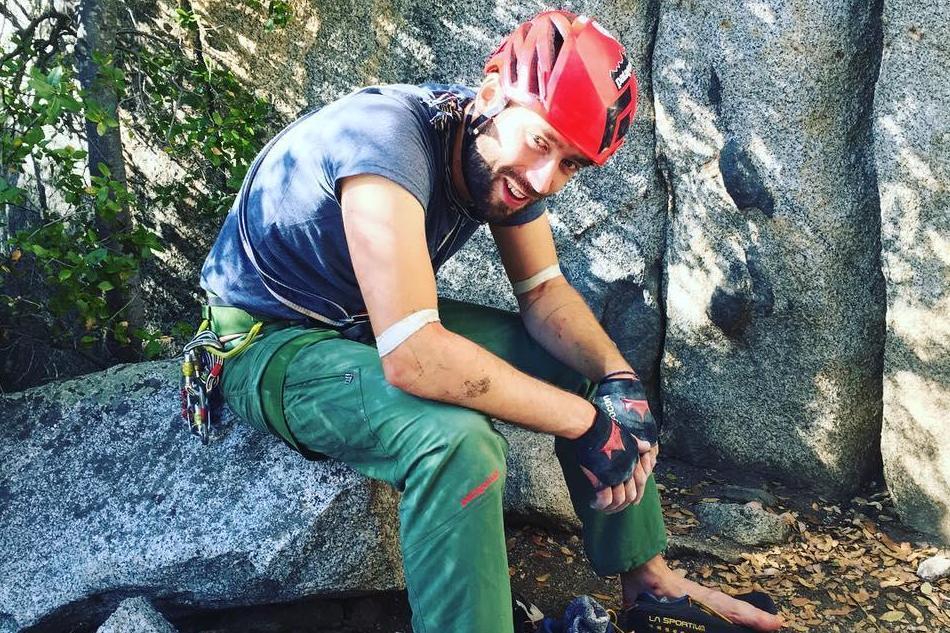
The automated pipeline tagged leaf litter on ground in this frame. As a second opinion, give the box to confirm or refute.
[504,458,950,633]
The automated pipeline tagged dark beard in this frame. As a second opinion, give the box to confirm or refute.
[459,123,516,224]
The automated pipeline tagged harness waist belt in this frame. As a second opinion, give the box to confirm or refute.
[203,298,270,337]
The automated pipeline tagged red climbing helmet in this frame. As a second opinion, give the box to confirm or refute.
[484,10,638,166]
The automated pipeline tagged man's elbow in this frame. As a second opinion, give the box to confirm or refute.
[517,275,570,315]
[379,322,444,393]
[381,350,418,391]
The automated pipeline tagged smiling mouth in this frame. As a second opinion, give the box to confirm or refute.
[504,178,531,203]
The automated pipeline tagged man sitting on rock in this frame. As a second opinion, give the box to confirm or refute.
[198,10,785,633]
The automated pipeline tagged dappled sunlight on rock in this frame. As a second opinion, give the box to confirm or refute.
[889,297,950,363]
[882,373,950,539]
[658,0,885,494]
[875,0,950,543]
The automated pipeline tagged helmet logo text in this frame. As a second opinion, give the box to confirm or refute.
[611,55,632,90]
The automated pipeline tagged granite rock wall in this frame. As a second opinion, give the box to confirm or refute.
[874,0,950,542]
[654,0,886,493]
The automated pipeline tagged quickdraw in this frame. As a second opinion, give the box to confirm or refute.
[179,318,262,444]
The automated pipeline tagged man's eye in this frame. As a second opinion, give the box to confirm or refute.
[532,135,547,151]
[562,159,580,173]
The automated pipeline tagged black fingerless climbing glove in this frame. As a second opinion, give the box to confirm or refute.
[572,402,639,489]
[570,371,659,490]
[594,370,658,446]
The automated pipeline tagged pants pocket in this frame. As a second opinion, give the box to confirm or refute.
[283,368,379,458]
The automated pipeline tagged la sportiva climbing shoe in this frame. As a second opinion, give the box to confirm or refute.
[619,591,778,633]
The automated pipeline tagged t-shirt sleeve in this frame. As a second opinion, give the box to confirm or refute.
[489,201,547,227]
[328,90,436,210]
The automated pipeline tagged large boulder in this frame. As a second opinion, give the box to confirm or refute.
[875,0,950,543]
[0,361,403,632]
[0,360,577,631]
[655,0,886,493]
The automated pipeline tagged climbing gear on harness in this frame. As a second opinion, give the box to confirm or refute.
[179,305,264,444]
[619,591,778,633]
[483,10,638,166]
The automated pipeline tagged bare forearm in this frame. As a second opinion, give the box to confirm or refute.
[386,324,595,439]
[519,278,635,382]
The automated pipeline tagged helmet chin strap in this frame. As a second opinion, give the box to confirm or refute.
[466,97,506,137]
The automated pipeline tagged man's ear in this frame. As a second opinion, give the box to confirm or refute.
[475,72,506,118]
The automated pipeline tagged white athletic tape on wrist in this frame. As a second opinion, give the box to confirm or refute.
[511,264,562,295]
[376,309,440,357]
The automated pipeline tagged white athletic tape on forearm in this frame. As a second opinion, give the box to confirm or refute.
[376,309,440,357]
[511,264,562,295]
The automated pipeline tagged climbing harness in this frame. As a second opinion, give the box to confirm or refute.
[179,315,262,444]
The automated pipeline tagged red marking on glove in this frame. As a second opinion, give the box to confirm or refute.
[460,468,500,507]
[600,422,625,459]
[621,397,650,420]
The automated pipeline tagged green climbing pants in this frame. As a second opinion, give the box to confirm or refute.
[219,297,667,633]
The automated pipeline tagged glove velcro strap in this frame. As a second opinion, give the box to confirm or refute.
[594,378,658,445]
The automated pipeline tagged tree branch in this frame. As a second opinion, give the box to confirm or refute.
[31,154,48,214]
[0,9,74,66]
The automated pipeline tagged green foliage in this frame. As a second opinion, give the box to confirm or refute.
[243,0,293,31]
[1,6,283,379]
[124,36,278,217]
[175,7,199,31]
[266,1,293,31]
[1,55,157,356]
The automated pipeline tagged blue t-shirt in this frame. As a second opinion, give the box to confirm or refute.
[200,83,545,324]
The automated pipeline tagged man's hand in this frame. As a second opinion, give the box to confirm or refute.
[571,402,641,511]
[578,370,660,514]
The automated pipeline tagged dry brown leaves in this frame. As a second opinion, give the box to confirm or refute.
[660,476,950,632]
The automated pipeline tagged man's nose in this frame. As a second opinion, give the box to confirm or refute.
[524,157,563,197]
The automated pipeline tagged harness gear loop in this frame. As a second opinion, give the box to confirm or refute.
[179,313,264,445]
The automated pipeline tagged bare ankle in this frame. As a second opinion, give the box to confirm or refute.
[620,555,671,601]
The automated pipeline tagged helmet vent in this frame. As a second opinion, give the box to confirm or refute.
[616,86,632,111]
[552,28,564,62]
[528,50,540,95]
[598,86,634,153]
[616,114,630,140]
[508,50,519,84]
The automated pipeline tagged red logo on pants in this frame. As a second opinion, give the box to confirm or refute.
[460,469,500,507]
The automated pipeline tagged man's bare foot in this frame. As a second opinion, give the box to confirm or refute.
[620,554,785,631]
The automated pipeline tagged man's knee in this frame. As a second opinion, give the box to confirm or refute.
[436,412,508,469]
[402,407,508,487]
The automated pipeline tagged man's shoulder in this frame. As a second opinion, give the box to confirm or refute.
[297,84,441,140]
[355,82,476,101]
[278,84,445,157]
[333,83,474,120]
